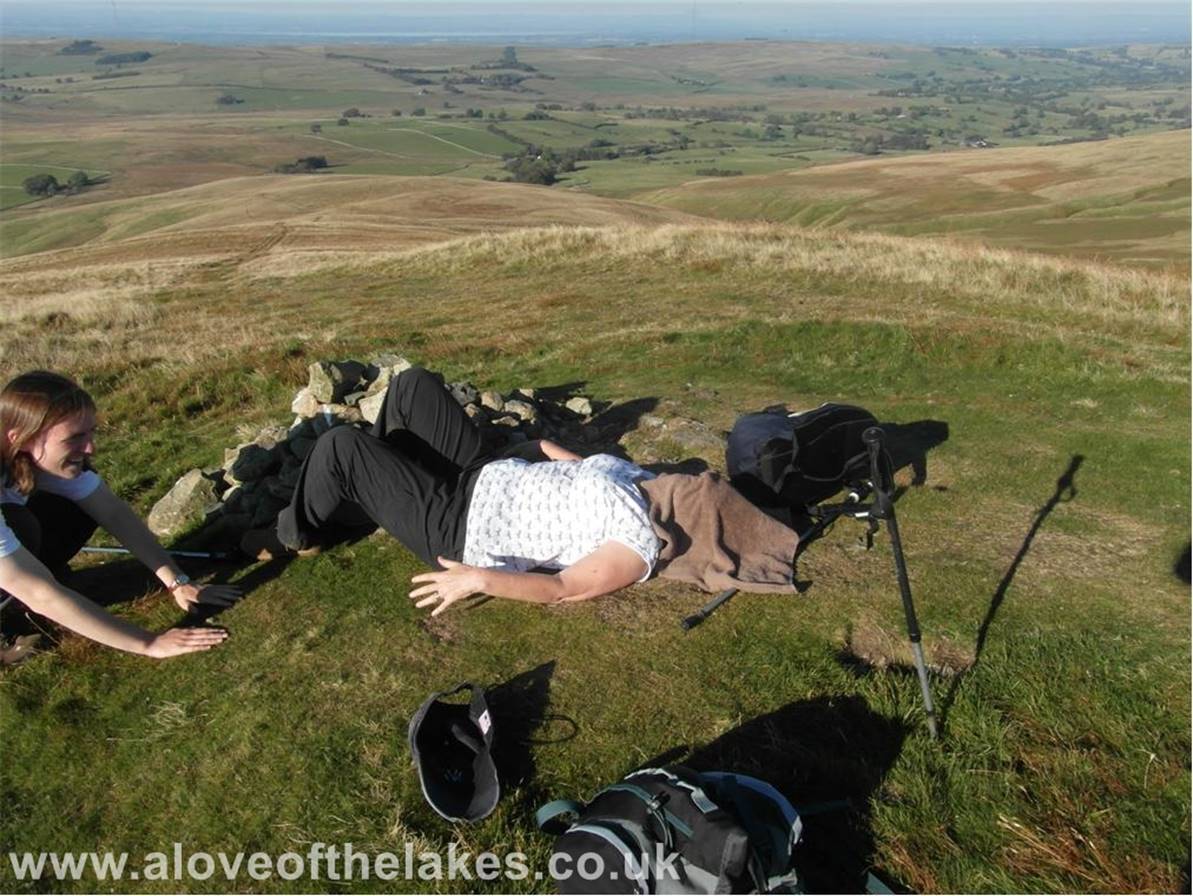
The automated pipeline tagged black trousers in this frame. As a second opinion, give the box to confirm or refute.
[277,367,491,567]
[1,493,97,575]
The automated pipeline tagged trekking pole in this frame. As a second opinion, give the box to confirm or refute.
[80,546,232,561]
[862,426,939,739]
[680,587,739,630]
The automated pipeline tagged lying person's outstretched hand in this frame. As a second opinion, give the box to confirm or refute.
[410,558,484,616]
[171,582,243,614]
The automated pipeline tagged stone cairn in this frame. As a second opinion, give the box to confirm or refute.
[147,354,602,539]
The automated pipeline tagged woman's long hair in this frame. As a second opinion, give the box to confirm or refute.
[0,371,96,495]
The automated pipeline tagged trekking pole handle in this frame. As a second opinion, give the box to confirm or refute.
[862,427,890,517]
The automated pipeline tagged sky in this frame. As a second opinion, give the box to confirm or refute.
[0,0,1187,45]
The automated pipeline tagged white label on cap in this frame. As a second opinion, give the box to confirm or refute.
[477,709,492,735]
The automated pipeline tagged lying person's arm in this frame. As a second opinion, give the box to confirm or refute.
[0,547,227,658]
[410,541,646,616]
[77,482,240,613]
[539,439,582,461]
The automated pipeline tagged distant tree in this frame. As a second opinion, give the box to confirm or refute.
[504,155,556,185]
[341,107,363,118]
[391,109,402,116]
[216,93,243,106]
[67,170,90,190]
[310,122,322,133]
[95,51,152,65]
[22,173,60,196]
[501,46,518,66]
[412,107,426,117]
[336,117,349,126]
[524,109,550,120]
[59,39,102,55]
[273,155,329,174]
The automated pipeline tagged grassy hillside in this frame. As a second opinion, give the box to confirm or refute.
[638,129,1191,271]
[0,221,1187,893]
[0,174,703,260]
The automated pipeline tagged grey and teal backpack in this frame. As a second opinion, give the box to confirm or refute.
[536,765,803,894]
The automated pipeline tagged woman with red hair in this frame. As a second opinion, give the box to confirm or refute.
[0,370,236,661]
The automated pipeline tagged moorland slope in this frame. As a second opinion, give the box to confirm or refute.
[639,129,1191,270]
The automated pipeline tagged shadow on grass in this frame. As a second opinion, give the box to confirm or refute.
[1173,542,1190,584]
[642,695,908,893]
[485,661,578,813]
[880,419,950,498]
[937,453,1085,734]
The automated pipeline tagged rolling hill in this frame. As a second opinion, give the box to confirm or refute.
[637,130,1191,270]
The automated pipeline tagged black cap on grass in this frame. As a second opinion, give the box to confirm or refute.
[408,683,500,823]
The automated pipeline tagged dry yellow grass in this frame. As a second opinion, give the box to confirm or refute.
[1,209,1185,387]
[639,130,1192,269]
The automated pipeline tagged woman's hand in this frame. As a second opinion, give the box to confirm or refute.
[144,625,228,658]
[171,582,242,614]
[410,558,486,616]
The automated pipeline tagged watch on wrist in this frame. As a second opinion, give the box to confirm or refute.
[167,573,192,592]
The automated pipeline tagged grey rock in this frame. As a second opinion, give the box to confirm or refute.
[310,404,363,435]
[263,475,295,502]
[515,387,537,400]
[491,415,520,428]
[450,382,479,406]
[343,390,369,406]
[565,396,593,417]
[221,484,246,513]
[357,389,387,425]
[224,442,279,484]
[291,388,321,418]
[307,360,366,403]
[278,457,304,488]
[464,403,485,419]
[254,425,289,449]
[288,417,316,440]
[366,353,412,387]
[503,399,537,423]
[480,390,504,412]
[147,469,221,537]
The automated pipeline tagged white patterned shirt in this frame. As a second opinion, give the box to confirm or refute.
[462,454,660,580]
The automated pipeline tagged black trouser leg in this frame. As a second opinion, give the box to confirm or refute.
[2,494,97,574]
[277,367,489,563]
[279,426,472,566]
[370,366,486,478]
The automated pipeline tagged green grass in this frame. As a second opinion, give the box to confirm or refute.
[0,224,1187,893]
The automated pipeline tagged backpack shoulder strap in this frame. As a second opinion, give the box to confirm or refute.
[535,799,583,833]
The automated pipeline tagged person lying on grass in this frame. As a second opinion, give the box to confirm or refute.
[242,366,798,617]
[0,371,238,661]
[240,365,661,615]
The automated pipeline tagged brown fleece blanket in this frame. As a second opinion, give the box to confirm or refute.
[639,472,798,594]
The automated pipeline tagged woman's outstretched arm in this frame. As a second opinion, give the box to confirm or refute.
[410,540,646,616]
[77,482,241,612]
[0,547,228,658]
